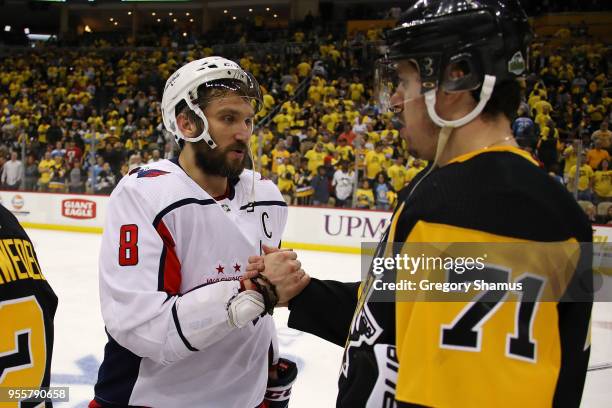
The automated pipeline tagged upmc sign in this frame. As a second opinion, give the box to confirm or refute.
[62,199,97,220]
[284,207,392,251]
[324,214,389,239]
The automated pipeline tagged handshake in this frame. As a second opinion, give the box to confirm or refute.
[243,245,311,307]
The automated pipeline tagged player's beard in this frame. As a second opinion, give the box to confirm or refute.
[193,141,247,179]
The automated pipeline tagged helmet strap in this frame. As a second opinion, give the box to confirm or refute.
[424,74,496,167]
[406,75,496,199]
[424,75,496,129]
[245,143,257,212]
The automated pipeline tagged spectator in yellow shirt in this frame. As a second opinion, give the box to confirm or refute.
[380,121,399,142]
[319,133,336,154]
[387,157,409,192]
[38,122,50,144]
[568,154,594,201]
[381,136,395,168]
[271,142,290,174]
[588,100,606,128]
[336,138,354,161]
[365,143,386,182]
[532,98,552,117]
[297,60,312,78]
[534,105,552,129]
[355,179,375,209]
[37,152,54,192]
[562,140,580,181]
[592,122,611,152]
[586,140,610,170]
[276,157,296,198]
[527,89,542,111]
[273,109,293,133]
[592,159,612,203]
[305,143,327,174]
[349,76,365,102]
[405,158,426,184]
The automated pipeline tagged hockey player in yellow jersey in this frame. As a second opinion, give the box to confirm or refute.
[247,1,593,407]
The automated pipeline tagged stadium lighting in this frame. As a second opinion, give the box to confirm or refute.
[4,26,10,32]
[24,28,30,34]
[84,25,92,33]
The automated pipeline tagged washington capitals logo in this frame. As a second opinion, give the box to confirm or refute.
[137,169,170,178]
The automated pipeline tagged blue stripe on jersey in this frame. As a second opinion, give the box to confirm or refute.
[94,329,142,406]
[172,302,199,352]
[157,245,167,292]
[152,198,216,228]
[239,201,288,211]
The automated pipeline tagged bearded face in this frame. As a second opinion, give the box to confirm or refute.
[193,139,248,179]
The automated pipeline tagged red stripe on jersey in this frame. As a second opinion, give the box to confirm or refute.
[155,220,182,295]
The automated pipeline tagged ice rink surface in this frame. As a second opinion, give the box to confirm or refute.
[25,229,611,408]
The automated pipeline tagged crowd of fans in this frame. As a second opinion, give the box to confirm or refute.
[0,12,609,220]
[513,32,610,222]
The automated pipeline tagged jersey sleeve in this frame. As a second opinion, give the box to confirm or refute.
[288,279,360,346]
[260,177,288,249]
[99,183,242,365]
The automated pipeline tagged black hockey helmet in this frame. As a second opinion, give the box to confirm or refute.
[374,1,533,178]
[382,0,532,95]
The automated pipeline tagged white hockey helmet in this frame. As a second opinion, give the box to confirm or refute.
[161,56,263,149]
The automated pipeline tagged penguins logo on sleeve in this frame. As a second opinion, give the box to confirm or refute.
[341,304,383,377]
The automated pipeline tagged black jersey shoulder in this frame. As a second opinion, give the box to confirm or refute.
[0,203,30,240]
[394,151,592,243]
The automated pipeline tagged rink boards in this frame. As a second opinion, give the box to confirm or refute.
[2,190,611,257]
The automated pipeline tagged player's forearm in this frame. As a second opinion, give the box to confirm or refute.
[288,279,360,346]
[103,280,245,365]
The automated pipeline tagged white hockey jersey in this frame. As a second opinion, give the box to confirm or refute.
[93,159,287,408]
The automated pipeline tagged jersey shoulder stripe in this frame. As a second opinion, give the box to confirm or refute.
[239,200,288,211]
[153,198,216,227]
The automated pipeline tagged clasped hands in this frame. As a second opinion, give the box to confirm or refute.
[242,245,310,306]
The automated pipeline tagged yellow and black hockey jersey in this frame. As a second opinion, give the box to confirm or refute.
[288,147,592,408]
[0,204,57,408]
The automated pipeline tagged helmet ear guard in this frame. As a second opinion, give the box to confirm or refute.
[184,97,216,148]
[439,52,484,93]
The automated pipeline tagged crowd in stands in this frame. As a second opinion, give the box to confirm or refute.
[0,12,610,221]
[513,30,610,222]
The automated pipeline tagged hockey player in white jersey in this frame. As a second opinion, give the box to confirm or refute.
[89,57,307,408]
